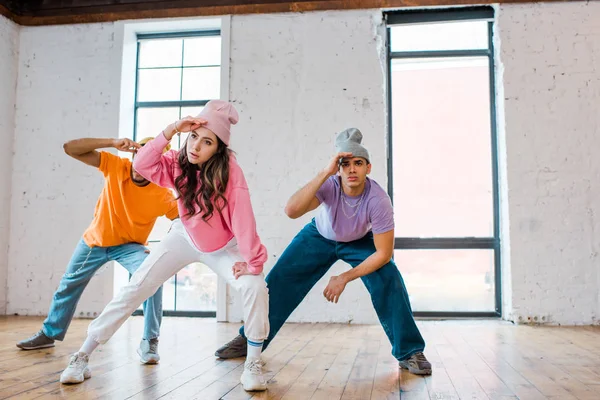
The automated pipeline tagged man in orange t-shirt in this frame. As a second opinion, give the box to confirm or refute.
[17,136,178,365]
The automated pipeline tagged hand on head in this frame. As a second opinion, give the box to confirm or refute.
[175,116,208,134]
[324,152,353,177]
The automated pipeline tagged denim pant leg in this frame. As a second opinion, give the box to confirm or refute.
[338,233,425,361]
[240,221,337,350]
[42,239,109,341]
[110,243,163,340]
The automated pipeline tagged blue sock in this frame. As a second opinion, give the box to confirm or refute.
[247,339,263,360]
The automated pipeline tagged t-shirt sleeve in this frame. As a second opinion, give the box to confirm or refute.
[98,151,124,178]
[316,176,335,204]
[369,196,395,234]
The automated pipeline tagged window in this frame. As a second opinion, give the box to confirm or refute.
[386,7,500,315]
[134,31,222,150]
[114,30,222,317]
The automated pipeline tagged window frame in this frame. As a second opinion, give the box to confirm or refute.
[385,6,501,317]
[130,29,222,318]
[132,29,221,146]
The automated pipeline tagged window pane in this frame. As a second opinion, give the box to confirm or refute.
[396,249,495,312]
[138,38,183,68]
[137,69,182,102]
[184,36,221,66]
[170,132,186,151]
[390,21,488,52]
[180,106,204,118]
[136,107,179,141]
[391,57,493,237]
[173,263,217,311]
[181,67,220,100]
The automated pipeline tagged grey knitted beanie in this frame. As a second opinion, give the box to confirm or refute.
[335,128,370,162]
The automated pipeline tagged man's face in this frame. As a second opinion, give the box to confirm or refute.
[130,167,150,186]
[338,157,371,189]
[130,146,150,186]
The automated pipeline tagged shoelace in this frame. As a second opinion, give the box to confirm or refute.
[68,353,86,368]
[413,352,427,362]
[149,341,158,354]
[246,359,263,374]
[26,330,43,342]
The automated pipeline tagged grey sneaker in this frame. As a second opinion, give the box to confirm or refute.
[137,338,160,364]
[17,330,55,350]
[399,352,432,375]
[60,352,91,384]
[215,335,247,359]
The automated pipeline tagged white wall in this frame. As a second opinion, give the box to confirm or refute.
[4,10,389,323]
[5,1,600,326]
[498,1,600,325]
[227,10,387,323]
[7,23,122,317]
[0,15,19,314]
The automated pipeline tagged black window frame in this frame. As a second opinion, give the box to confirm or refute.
[131,30,222,318]
[385,6,501,318]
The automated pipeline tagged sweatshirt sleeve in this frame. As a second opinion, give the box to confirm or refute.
[132,132,177,189]
[229,186,268,274]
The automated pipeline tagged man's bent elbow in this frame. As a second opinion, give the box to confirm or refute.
[284,205,301,219]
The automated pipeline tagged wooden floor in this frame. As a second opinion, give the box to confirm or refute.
[0,317,599,399]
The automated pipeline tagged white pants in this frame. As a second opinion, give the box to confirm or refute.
[88,219,269,344]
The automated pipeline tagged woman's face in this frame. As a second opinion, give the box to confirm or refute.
[186,127,219,165]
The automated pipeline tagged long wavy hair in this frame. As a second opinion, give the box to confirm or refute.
[174,136,230,222]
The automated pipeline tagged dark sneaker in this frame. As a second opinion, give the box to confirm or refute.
[399,352,432,375]
[215,335,247,359]
[137,338,160,364]
[17,330,55,350]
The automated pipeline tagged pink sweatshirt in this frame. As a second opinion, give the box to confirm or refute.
[133,132,267,274]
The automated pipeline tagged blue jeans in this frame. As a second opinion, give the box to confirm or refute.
[241,220,425,361]
[42,239,163,341]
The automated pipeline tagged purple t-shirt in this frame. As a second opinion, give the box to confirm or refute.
[315,176,394,242]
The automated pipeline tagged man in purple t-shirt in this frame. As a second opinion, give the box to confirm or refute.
[216,128,431,375]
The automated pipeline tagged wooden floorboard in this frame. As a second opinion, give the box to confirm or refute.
[0,317,599,399]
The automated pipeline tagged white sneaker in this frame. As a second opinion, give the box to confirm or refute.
[60,352,91,384]
[240,358,267,391]
[137,338,160,364]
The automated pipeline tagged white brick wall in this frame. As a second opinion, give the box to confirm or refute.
[5,11,388,323]
[227,10,387,323]
[0,15,19,314]
[3,1,599,326]
[498,1,600,325]
[7,23,122,316]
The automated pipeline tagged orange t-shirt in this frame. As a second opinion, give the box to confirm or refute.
[82,152,179,247]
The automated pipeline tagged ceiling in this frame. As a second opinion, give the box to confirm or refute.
[0,0,567,26]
